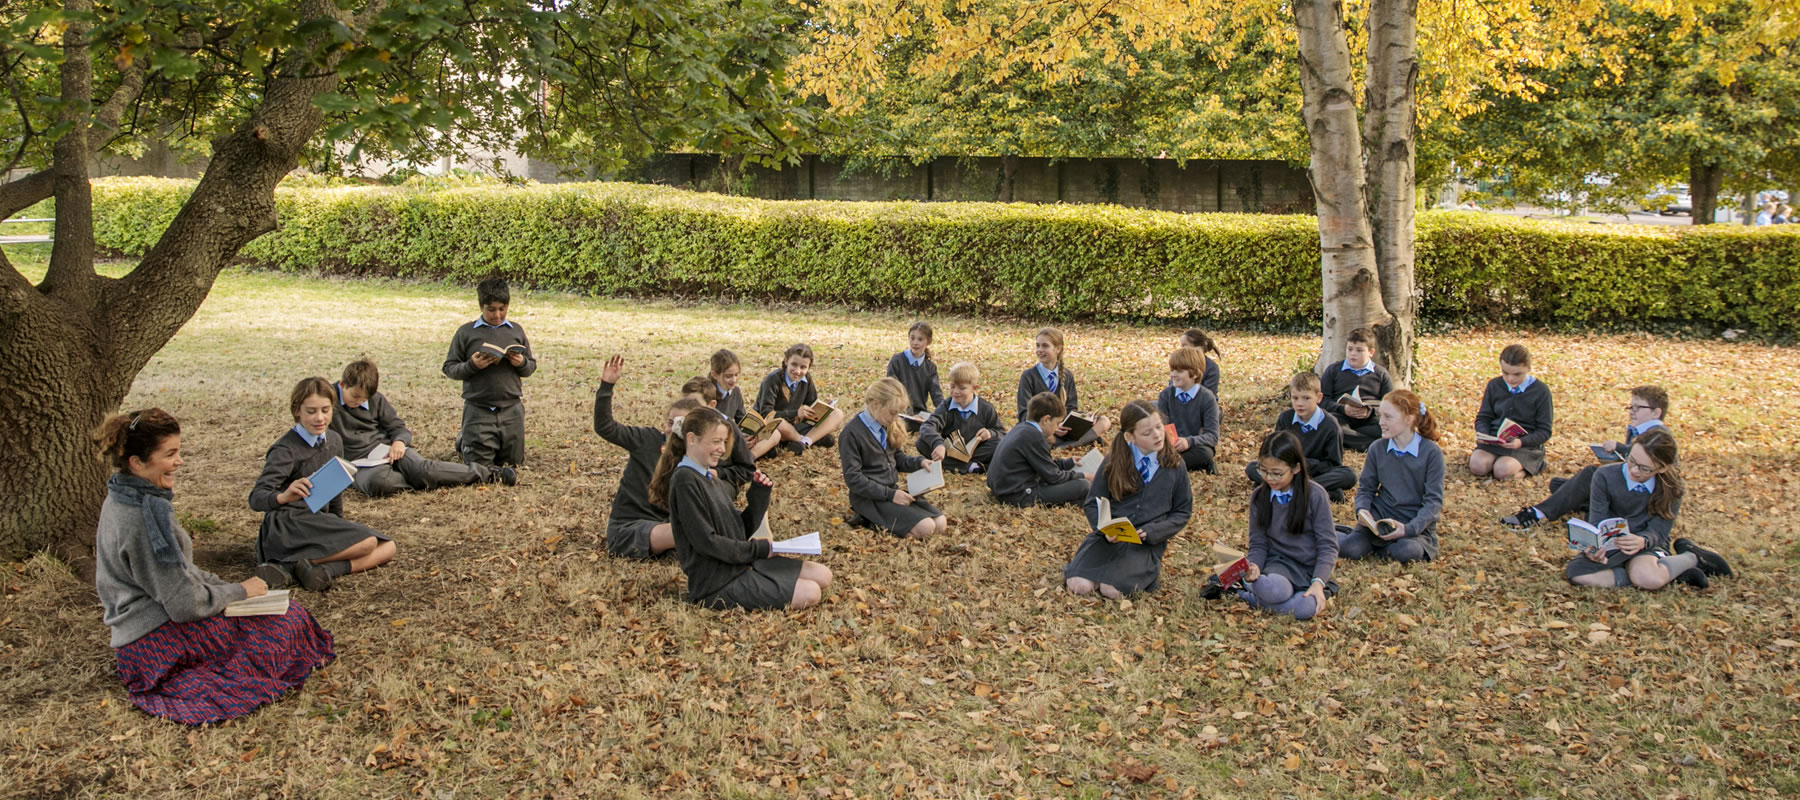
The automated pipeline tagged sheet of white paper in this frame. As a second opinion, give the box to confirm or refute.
[769,531,822,555]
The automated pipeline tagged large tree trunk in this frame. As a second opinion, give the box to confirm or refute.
[1689,157,1723,225]
[1362,0,1419,385]
[1293,0,1389,373]
[0,0,366,569]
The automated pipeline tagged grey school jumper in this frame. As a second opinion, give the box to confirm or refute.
[1015,364,1081,421]
[885,352,945,414]
[839,415,942,535]
[96,487,248,647]
[1564,462,1683,582]
[443,319,537,467]
[1535,421,1667,520]
[592,381,673,557]
[1155,384,1220,472]
[1319,359,1392,450]
[986,423,1088,506]
[1474,376,1555,474]
[1062,460,1193,593]
[330,386,490,495]
[915,397,1007,473]
[1246,481,1340,588]
[667,467,798,609]
[249,429,390,565]
[1245,409,1358,493]
[1346,436,1445,561]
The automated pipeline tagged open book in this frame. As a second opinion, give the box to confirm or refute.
[1059,411,1096,441]
[898,411,929,425]
[1163,422,1180,443]
[770,531,822,555]
[1475,418,1529,445]
[304,456,357,513]
[1357,508,1402,538]
[1212,543,1250,587]
[1076,448,1105,479]
[906,460,945,496]
[739,408,781,436]
[805,399,838,420]
[1567,517,1629,552]
[351,443,392,469]
[225,589,290,617]
[944,431,976,463]
[1092,497,1143,544]
[478,342,528,359]
[1590,444,1625,462]
[1336,387,1370,409]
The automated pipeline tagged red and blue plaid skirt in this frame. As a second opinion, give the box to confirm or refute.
[113,603,334,725]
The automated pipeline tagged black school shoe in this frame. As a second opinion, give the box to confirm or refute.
[1674,538,1733,578]
[492,466,519,486]
[292,559,335,592]
[1548,477,1568,493]
[1499,506,1543,530]
[1200,574,1225,600]
[1670,566,1710,590]
[255,562,294,590]
[1328,488,1346,503]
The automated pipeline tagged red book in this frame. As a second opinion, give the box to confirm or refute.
[1164,422,1179,443]
[1216,557,1251,587]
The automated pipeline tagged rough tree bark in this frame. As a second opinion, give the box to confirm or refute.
[1293,0,1390,374]
[1362,0,1419,385]
[0,0,372,571]
[1689,157,1723,226]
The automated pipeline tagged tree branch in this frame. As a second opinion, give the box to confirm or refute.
[93,58,148,137]
[40,0,99,304]
[0,170,53,222]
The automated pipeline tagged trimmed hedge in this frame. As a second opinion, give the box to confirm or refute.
[90,176,1800,330]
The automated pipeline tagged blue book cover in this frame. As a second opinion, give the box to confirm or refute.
[305,456,357,513]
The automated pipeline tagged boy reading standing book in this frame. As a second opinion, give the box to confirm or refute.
[840,378,949,539]
[917,362,1008,474]
[1318,327,1393,451]
[94,408,334,725]
[1246,372,1358,502]
[1470,344,1554,481]
[1503,385,1668,529]
[331,358,515,496]
[988,392,1091,507]
[648,408,833,611]
[250,378,396,593]
[1063,401,1192,597]
[1155,346,1221,473]
[442,278,536,468]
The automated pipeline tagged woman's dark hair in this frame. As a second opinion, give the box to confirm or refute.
[1102,401,1180,499]
[1251,430,1312,536]
[93,408,181,472]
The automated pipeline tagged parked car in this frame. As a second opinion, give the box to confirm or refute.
[1647,184,1692,215]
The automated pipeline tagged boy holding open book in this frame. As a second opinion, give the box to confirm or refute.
[1469,343,1554,481]
[1318,327,1393,451]
[917,361,1007,474]
[442,277,537,469]
[332,358,514,496]
[250,378,396,593]
[988,392,1092,507]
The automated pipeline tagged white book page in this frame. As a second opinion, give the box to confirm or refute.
[770,531,822,556]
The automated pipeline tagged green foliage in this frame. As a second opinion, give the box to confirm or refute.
[90,178,1800,331]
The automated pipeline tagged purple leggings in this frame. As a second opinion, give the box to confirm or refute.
[1236,574,1320,620]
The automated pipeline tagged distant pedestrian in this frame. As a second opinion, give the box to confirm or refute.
[1754,201,1775,227]
[1775,204,1792,224]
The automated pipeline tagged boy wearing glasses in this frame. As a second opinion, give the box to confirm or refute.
[1501,385,1668,529]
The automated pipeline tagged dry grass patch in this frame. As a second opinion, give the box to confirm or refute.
[3,247,1799,798]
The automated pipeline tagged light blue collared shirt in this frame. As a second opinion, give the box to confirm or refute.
[1035,363,1060,390]
[904,350,925,367]
[1386,434,1422,458]
[1174,385,1196,404]
[1508,375,1537,394]
[1629,418,1665,438]
[1025,421,1043,434]
[1296,406,1325,432]
[1341,360,1374,376]
[472,318,514,329]
[784,374,807,392]
[1129,442,1158,484]
[335,383,369,410]
[1622,461,1655,493]
[293,424,323,448]
[1270,488,1294,505]
[715,382,732,399]
[949,396,979,417]
[857,410,887,448]
[678,455,712,479]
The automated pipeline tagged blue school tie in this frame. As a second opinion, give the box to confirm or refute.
[1509,383,1525,395]
[958,406,975,418]
[1272,489,1293,505]
[1136,455,1152,484]
[874,426,887,449]
[1298,419,1316,433]
[1046,371,1057,392]
[1629,484,1650,493]
[1177,388,1193,404]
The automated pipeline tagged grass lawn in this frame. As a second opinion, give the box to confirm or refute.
[3,241,1798,799]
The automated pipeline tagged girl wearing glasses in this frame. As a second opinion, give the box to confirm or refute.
[1563,429,1731,589]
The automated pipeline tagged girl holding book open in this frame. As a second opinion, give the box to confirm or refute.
[93,408,334,725]
[1063,401,1191,598]
[1563,429,1731,590]
[250,377,395,593]
[649,407,832,610]
[839,378,948,539]
[1231,431,1338,620]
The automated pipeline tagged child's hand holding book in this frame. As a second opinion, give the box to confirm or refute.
[277,477,314,505]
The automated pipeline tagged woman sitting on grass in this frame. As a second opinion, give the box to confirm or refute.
[93,408,334,725]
